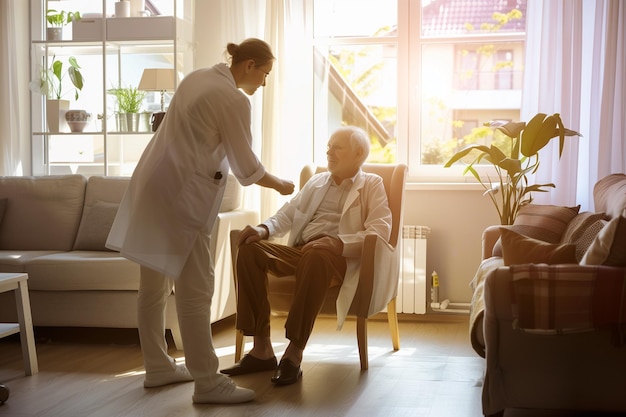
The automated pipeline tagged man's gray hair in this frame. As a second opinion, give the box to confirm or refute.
[333,126,370,165]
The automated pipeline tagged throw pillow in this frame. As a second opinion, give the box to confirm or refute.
[580,215,626,266]
[561,211,607,262]
[561,211,606,243]
[571,219,607,262]
[73,200,119,251]
[499,227,577,266]
[492,204,581,257]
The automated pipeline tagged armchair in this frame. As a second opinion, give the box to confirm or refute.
[230,163,407,370]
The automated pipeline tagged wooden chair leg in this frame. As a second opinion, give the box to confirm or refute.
[387,298,400,351]
[235,329,245,362]
[356,316,368,370]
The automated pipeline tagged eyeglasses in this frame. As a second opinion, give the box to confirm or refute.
[254,63,270,78]
[255,66,270,79]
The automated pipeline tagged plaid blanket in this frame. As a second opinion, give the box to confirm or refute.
[511,264,626,345]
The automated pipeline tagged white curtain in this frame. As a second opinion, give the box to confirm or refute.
[524,0,626,210]
[221,0,311,221]
[0,0,30,176]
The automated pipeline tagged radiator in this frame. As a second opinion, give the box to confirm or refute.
[397,225,430,314]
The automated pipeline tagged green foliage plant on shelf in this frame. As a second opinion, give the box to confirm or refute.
[30,55,85,100]
[107,85,147,113]
[444,113,582,225]
[46,9,81,28]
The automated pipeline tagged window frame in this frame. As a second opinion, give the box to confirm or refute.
[310,0,526,185]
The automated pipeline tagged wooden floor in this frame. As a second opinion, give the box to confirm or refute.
[2,313,484,417]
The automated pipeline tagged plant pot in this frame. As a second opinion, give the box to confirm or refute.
[114,113,127,132]
[139,112,152,132]
[47,27,63,41]
[46,99,70,132]
[124,112,140,132]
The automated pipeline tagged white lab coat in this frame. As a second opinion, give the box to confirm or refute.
[262,170,392,327]
[106,64,266,278]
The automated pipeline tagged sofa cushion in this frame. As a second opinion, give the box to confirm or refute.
[561,212,607,261]
[0,250,63,273]
[0,175,87,251]
[580,215,626,266]
[24,251,140,291]
[492,204,580,256]
[73,176,129,251]
[500,227,577,266]
[74,200,119,251]
[561,212,605,243]
[571,219,606,262]
[593,173,626,219]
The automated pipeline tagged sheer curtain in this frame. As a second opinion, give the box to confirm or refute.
[0,0,30,176]
[524,0,625,210]
[221,0,311,220]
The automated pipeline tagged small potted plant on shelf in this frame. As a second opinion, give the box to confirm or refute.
[46,9,81,41]
[30,55,85,132]
[107,85,147,132]
[444,113,582,225]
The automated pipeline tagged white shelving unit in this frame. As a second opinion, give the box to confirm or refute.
[30,0,193,176]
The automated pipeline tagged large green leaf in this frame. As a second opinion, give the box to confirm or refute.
[443,144,491,167]
[520,113,548,156]
[493,121,525,139]
[497,157,522,174]
[51,59,63,81]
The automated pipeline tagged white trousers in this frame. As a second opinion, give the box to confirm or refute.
[137,231,231,393]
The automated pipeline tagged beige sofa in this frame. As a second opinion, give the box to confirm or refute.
[0,174,258,349]
[469,174,626,416]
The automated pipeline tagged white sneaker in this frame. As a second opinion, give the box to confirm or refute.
[192,379,255,404]
[144,363,194,388]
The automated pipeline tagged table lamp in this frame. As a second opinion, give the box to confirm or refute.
[138,68,176,112]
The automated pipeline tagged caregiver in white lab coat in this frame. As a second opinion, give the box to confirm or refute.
[106,38,294,404]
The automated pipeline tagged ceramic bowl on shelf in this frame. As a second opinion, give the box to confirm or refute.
[65,110,92,133]
[65,110,92,122]
[67,121,90,133]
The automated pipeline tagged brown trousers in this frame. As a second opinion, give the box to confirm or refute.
[235,240,347,349]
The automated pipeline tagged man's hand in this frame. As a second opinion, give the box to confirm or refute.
[238,225,269,245]
[277,179,295,195]
[302,236,343,256]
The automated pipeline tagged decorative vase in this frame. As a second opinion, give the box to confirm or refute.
[65,110,92,132]
[115,1,131,18]
[46,99,70,132]
[47,27,63,41]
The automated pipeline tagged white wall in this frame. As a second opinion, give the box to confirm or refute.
[404,186,499,305]
[193,0,225,69]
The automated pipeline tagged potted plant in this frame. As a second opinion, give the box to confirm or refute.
[107,85,146,132]
[46,9,81,40]
[30,55,85,132]
[444,113,582,225]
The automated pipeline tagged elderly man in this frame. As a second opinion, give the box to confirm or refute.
[220,126,392,385]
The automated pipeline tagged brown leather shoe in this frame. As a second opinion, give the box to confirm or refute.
[220,354,277,376]
[270,359,302,385]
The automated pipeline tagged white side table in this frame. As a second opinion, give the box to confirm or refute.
[0,273,38,375]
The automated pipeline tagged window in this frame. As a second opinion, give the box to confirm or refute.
[311,0,526,181]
